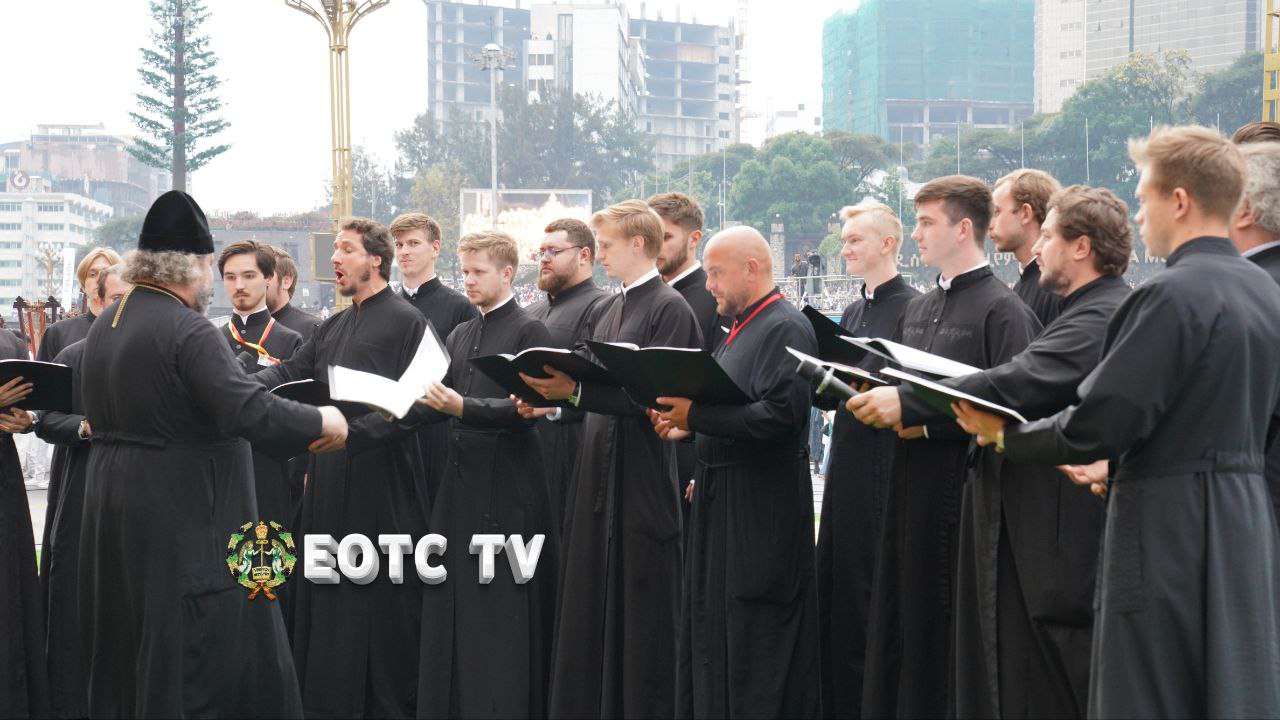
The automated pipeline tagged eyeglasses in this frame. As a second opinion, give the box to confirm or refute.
[534,246,583,262]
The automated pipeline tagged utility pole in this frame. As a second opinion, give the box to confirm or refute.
[473,43,513,229]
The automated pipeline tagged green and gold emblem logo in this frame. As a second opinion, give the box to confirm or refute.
[226,520,296,600]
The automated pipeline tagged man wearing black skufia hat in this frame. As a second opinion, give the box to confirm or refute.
[77,190,349,718]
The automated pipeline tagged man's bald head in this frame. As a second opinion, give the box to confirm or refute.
[703,226,777,316]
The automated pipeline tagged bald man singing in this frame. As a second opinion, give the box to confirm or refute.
[651,227,821,717]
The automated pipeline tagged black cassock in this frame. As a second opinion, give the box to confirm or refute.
[272,301,321,342]
[1004,238,1280,718]
[678,289,820,718]
[254,286,432,719]
[416,298,559,719]
[814,274,918,720]
[862,265,1039,719]
[402,277,479,512]
[223,308,304,524]
[79,283,322,717]
[525,278,608,527]
[670,265,728,531]
[1014,260,1062,327]
[1248,243,1280,528]
[548,273,701,719]
[900,274,1130,718]
[34,339,91,719]
[0,331,47,719]
[35,311,93,594]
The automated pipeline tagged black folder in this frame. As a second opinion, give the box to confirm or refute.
[468,347,618,408]
[881,368,1027,423]
[270,379,368,417]
[1,359,72,413]
[585,341,751,409]
[802,305,869,367]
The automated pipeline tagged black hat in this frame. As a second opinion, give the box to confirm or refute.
[138,190,214,255]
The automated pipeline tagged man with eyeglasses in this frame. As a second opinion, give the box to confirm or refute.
[525,218,608,526]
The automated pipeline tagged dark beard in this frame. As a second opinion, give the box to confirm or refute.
[657,244,689,278]
[338,268,373,297]
[537,269,571,296]
[1037,265,1070,294]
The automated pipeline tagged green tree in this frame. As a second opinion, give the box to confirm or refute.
[129,0,230,192]
[92,215,146,256]
[1190,51,1264,135]
[349,146,397,222]
[408,161,469,275]
[728,132,869,237]
[825,131,893,192]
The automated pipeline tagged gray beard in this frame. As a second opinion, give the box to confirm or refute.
[192,282,214,315]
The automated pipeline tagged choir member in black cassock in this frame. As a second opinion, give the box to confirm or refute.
[267,245,322,341]
[956,127,1280,718]
[29,267,130,719]
[252,217,432,719]
[390,212,478,511]
[413,231,559,718]
[518,200,701,719]
[814,201,918,719]
[851,177,1040,719]
[856,185,1133,718]
[0,364,47,718]
[219,240,305,526]
[991,169,1064,327]
[77,191,347,718]
[649,193,728,528]
[525,218,608,526]
[651,227,820,718]
[1230,140,1280,525]
[35,247,120,615]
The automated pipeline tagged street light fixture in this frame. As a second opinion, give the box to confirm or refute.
[471,42,514,229]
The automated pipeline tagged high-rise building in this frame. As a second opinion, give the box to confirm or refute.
[0,124,169,217]
[821,0,1035,146]
[424,0,530,127]
[530,3,640,114]
[629,13,741,171]
[1085,0,1263,80]
[1035,0,1088,113]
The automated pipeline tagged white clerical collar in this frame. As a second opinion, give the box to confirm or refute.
[939,260,990,291]
[233,304,269,324]
[402,274,436,298]
[1242,239,1280,259]
[622,267,661,296]
[667,261,701,286]
[481,292,514,316]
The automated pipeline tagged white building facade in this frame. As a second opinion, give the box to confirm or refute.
[0,175,111,310]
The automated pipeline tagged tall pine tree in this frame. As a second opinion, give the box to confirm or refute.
[129,0,229,192]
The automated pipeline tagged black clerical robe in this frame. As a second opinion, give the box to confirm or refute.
[900,274,1130,718]
[670,265,728,531]
[416,298,559,719]
[0,328,47,718]
[548,273,701,719]
[79,283,322,718]
[525,278,608,527]
[862,265,1040,719]
[1004,238,1280,718]
[678,288,821,718]
[1014,260,1062,328]
[34,339,90,719]
[224,308,304,525]
[814,274,918,720]
[1249,244,1280,531]
[401,276,480,511]
[254,285,431,719]
[272,301,321,342]
[35,310,93,601]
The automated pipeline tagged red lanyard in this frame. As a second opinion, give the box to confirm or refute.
[723,293,783,349]
[228,317,281,364]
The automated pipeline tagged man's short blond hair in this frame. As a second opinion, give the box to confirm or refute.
[458,229,520,272]
[994,169,1063,225]
[840,200,904,250]
[1129,125,1246,222]
[76,247,123,288]
[591,200,664,258]
[388,212,442,244]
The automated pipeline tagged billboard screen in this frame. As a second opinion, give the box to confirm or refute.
[460,189,593,263]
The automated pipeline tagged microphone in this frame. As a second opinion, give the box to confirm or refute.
[788,347,859,402]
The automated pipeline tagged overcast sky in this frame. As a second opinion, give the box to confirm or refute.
[5,0,845,214]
